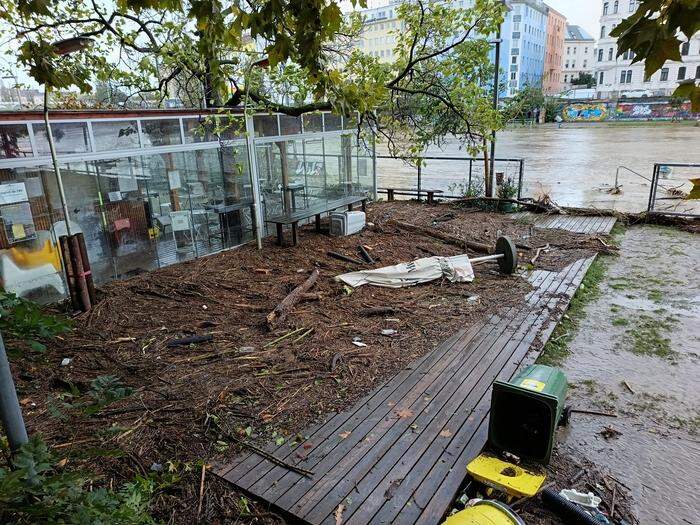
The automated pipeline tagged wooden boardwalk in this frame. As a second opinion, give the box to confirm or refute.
[216,253,599,524]
[512,212,617,235]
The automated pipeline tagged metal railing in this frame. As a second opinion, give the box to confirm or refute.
[375,155,526,200]
[648,162,700,218]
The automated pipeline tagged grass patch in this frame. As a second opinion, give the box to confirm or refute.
[624,314,679,360]
[538,256,610,366]
[612,317,629,327]
[647,289,664,303]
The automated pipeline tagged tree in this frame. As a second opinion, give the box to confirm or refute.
[571,72,596,88]
[502,85,545,121]
[0,0,506,159]
[611,0,700,110]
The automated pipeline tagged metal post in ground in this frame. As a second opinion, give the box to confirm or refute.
[0,332,28,451]
[518,159,525,200]
[417,160,422,202]
[489,23,502,198]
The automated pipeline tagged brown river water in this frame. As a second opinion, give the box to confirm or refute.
[376,123,700,214]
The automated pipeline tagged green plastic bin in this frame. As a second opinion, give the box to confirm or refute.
[488,365,568,465]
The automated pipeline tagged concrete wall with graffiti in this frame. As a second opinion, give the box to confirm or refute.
[560,99,699,122]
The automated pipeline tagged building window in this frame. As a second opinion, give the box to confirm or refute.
[620,70,627,83]
[512,32,521,39]
[608,48,614,61]
[678,66,686,80]
[599,71,604,84]
[614,0,619,13]
[629,0,637,12]
[598,49,604,61]
[681,42,690,56]
[660,67,669,81]
[567,47,570,55]
[511,56,517,64]
[573,47,577,54]
[565,61,569,68]
[696,65,700,79]
[583,60,587,67]
[603,2,609,15]
[601,26,606,38]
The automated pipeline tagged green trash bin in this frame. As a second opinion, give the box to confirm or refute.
[488,365,568,465]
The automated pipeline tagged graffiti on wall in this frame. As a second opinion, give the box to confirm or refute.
[614,101,694,120]
[562,103,609,122]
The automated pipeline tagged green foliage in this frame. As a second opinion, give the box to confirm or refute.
[502,85,545,121]
[0,291,70,353]
[49,375,134,419]
[0,437,156,524]
[571,72,597,88]
[611,0,700,110]
[497,177,517,200]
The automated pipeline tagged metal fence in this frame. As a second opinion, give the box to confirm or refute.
[648,163,700,218]
[375,155,525,200]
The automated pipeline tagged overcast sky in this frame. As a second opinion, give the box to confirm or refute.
[545,0,601,38]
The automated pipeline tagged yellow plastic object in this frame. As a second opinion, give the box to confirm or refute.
[687,178,700,200]
[8,239,62,272]
[443,500,523,525]
[467,454,545,498]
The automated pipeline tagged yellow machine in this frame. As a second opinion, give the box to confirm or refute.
[443,500,524,525]
[467,454,546,499]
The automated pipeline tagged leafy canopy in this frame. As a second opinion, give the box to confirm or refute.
[0,0,506,157]
[610,0,700,110]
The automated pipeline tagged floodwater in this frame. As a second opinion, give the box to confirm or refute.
[376,123,700,213]
[559,226,700,524]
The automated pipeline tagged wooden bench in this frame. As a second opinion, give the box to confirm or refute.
[265,195,368,246]
[381,187,445,204]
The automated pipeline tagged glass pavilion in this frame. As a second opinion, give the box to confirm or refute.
[0,109,375,302]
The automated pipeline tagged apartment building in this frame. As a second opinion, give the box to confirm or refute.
[543,7,566,94]
[504,0,548,96]
[562,25,596,90]
[595,0,700,98]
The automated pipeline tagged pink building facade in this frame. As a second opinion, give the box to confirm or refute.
[543,7,567,94]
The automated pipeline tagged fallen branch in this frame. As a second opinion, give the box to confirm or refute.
[530,244,550,265]
[225,434,315,477]
[390,220,491,254]
[623,380,636,394]
[263,327,308,348]
[197,463,206,519]
[358,245,375,264]
[327,251,364,265]
[266,269,320,330]
[570,408,618,418]
[166,334,214,348]
[456,196,555,213]
[359,306,397,317]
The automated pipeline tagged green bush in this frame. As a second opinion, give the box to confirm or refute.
[0,437,156,524]
[0,291,70,352]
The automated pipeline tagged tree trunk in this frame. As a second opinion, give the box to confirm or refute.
[266,269,320,330]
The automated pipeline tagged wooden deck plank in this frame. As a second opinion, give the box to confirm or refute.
[216,256,597,525]
[302,272,564,523]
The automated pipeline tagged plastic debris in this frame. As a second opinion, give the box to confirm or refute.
[381,329,398,336]
[60,358,72,366]
[559,489,602,508]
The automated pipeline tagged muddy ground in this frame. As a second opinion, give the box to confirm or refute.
[7,201,615,523]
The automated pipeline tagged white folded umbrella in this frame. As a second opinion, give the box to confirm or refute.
[337,254,475,289]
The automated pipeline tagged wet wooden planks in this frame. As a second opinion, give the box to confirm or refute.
[512,212,617,234]
[216,257,596,524]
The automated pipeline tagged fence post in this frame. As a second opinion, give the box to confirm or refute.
[647,164,659,213]
[518,159,525,200]
[417,159,422,201]
[0,332,28,451]
[468,159,473,190]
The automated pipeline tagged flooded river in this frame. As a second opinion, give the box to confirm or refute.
[376,123,700,213]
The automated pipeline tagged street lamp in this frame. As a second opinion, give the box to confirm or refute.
[44,37,94,238]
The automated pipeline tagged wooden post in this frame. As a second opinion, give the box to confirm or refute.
[68,235,91,312]
[58,235,79,310]
[75,232,96,305]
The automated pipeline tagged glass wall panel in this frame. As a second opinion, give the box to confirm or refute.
[302,138,327,205]
[33,122,91,155]
[184,116,246,143]
[0,124,33,158]
[0,165,65,302]
[302,113,323,133]
[253,115,279,137]
[279,115,302,135]
[92,120,140,151]
[92,156,158,279]
[323,113,343,131]
[141,119,182,147]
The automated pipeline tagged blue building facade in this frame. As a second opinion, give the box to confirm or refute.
[503,0,548,97]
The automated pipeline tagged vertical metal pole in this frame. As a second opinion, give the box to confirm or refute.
[0,332,28,451]
[44,87,72,237]
[417,160,422,201]
[648,164,659,213]
[372,132,378,200]
[489,24,502,198]
[518,159,524,200]
[245,113,264,249]
[468,158,473,191]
